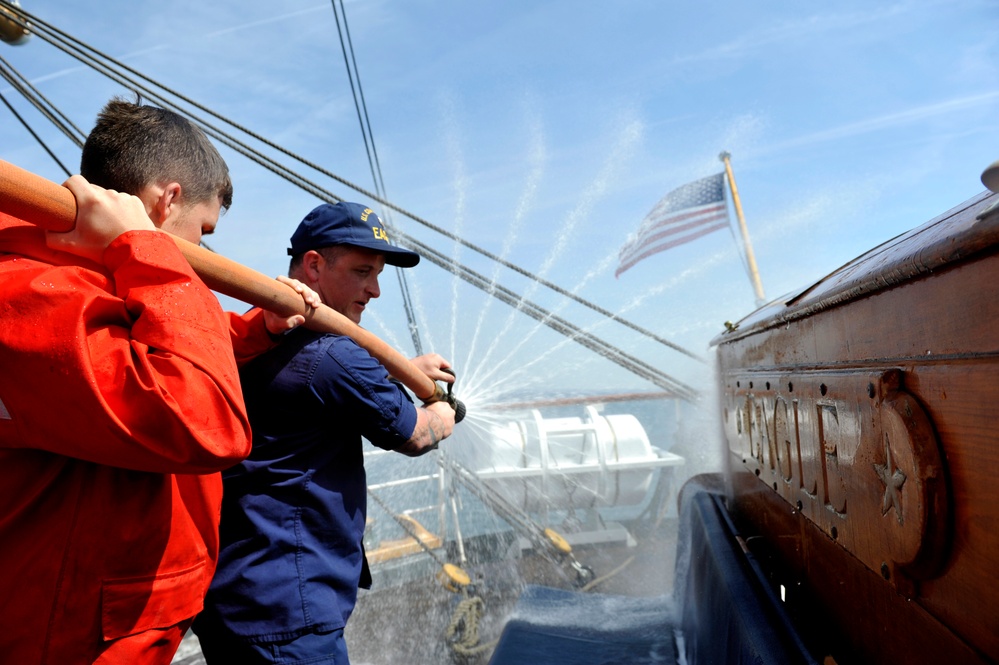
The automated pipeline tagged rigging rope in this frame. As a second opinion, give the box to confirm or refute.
[445,594,498,657]
[0,0,702,394]
[0,88,70,175]
[330,0,424,356]
[580,554,636,593]
[2,1,700,363]
[0,53,85,145]
[0,53,81,175]
[370,481,499,657]
[406,237,698,398]
[367,487,449,568]
[441,455,593,584]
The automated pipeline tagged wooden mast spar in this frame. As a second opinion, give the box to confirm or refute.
[719,151,766,306]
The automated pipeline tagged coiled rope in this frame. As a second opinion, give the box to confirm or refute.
[446,593,498,657]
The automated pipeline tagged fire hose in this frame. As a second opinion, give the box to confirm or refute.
[0,158,465,419]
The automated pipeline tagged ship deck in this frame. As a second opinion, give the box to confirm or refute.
[170,514,682,665]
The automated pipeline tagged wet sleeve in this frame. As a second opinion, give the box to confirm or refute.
[0,230,252,473]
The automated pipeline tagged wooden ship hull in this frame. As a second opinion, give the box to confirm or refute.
[712,187,999,663]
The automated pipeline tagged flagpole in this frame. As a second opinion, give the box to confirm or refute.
[719,151,766,305]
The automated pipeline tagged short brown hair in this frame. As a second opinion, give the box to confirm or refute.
[80,97,233,210]
[288,245,350,278]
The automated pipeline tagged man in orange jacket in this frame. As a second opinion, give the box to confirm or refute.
[0,98,316,664]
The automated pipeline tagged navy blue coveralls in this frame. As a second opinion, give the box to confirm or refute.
[194,328,418,661]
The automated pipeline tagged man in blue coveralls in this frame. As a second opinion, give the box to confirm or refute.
[193,202,458,664]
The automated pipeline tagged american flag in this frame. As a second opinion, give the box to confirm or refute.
[615,173,729,278]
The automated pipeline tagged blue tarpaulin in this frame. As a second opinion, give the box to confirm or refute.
[488,480,817,665]
[678,488,817,664]
[487,585,677,665]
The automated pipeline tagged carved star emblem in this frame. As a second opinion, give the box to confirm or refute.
[874,434,906,525]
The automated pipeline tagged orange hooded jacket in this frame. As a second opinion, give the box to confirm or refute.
[0,211,266,663]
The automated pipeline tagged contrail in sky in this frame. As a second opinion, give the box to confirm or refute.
[764,91,999,154]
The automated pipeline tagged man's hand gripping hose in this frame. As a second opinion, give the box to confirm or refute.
[423,368,466,423]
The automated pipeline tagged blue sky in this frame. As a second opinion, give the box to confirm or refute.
[2,0,998,403]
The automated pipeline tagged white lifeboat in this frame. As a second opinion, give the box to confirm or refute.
[453,405,684,513]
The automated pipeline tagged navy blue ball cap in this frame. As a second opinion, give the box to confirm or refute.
[287,202,420,268]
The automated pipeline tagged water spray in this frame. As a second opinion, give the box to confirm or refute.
[367,487,491,656]
[367,488,472,590]
[440,456,596,588]
[0,159,473,417]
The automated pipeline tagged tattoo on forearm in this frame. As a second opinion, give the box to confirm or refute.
[428,411,442,448]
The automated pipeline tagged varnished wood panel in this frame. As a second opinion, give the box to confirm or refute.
[728,472,990,664]
[714,193,999,662]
